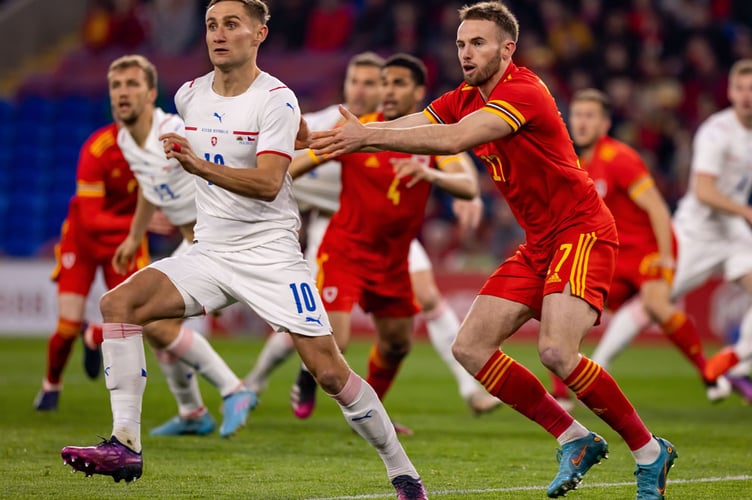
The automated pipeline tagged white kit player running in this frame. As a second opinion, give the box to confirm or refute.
[243,52,500,421]
[61,3,427,498]
[591,59,752,403]
[109,54,254,438]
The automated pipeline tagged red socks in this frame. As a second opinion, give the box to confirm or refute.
[564,356,652,450]
[475,350,573,438]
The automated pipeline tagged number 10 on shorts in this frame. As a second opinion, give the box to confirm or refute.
[289,283,317,313]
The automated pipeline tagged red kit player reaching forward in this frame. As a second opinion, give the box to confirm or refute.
[311,2,677,498]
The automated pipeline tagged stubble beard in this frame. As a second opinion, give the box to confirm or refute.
[463,52,502,87]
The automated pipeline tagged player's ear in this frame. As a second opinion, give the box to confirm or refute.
[255,24,268,44]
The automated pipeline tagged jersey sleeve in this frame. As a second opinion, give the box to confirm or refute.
[74,129,133,234]
[424,88,460,124]
[173,80,194,121]
[690,119,725,177]
[257,87,300,159]
[484,79,547,133]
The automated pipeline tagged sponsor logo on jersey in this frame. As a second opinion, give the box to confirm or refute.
[233,130,258,146]
[213,112,225,123]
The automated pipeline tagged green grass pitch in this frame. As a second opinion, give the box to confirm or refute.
[1,335,751,499]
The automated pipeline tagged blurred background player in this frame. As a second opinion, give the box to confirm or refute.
[549,88,718,408]
[107,54,255,437]
[244,51,500,419]
[586,59,752,404]
[286,53,479,434]
[33,116,149,411]
[62,3,427,497]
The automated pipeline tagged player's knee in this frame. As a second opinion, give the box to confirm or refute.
[99,287,133,323]
[451,338,474,369]
[538,346,569,374]
[314,366,345,394]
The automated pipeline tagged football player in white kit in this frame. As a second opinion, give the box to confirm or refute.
[108,54,254,438]
[61,2,427,497]
[243,52,500,421]
[590,59,752,403]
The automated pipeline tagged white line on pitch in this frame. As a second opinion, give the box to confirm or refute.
[306,475,752,500]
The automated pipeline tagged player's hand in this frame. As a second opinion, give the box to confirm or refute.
[391,158,433,188]
[310,105,367,157]
[159,132,205,176]
[453,195,483,233]
[112,237,140,275]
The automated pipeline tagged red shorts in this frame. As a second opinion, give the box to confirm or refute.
[607,239,675,310]
[479,221,618,323]
[316,246,419,318]
[51,219,149,296]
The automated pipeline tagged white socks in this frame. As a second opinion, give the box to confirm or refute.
[154,349,205,417]
[632,437,661,465]
[332,370,418,480]
[425,301,483,400]
[103,323,146,453]
[556,421,590,446]
[729,308,752,375]
[591,298,650,368]
[166,327,241,397]
[245,330,296,393]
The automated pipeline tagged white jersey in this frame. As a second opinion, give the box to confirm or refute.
[674,108,752,241]
[174,71,301,250]
[293,104,342,213]
[118,108,197,225]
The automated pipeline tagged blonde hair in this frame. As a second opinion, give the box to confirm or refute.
[207,0,270,25]
[108,54,158,89]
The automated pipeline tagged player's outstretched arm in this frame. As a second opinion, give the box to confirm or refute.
[311,106,511,158]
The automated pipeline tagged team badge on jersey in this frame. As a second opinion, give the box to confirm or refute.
[211,136,218,147]
[322,286,338,303]
[62,252,76,269]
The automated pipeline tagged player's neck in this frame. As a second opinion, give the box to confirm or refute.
[128,107,154,148]
[212,64,261,97]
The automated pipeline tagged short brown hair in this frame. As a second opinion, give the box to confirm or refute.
[108,54,158,89]
[459,1,519,42]
[571,88,612,115]
[730,59,752,80]
[207,0,270,25]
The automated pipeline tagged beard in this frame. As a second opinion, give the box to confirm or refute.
[463,51,502,87]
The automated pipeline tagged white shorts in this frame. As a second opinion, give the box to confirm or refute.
[304,211,331,272]
[407,239,432,274]
[150,232,332,337]
[162,197,197,227]
[305,212,432,275]
[672,223,752,298]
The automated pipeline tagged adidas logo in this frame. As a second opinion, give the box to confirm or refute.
[546,272,561,284]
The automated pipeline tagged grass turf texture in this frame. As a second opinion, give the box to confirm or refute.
[2,336,751,499]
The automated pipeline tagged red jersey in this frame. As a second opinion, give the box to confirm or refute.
[424,62,613,250]
[66,123,139,257]
[322,112,451,273]
[582,136,658,253]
